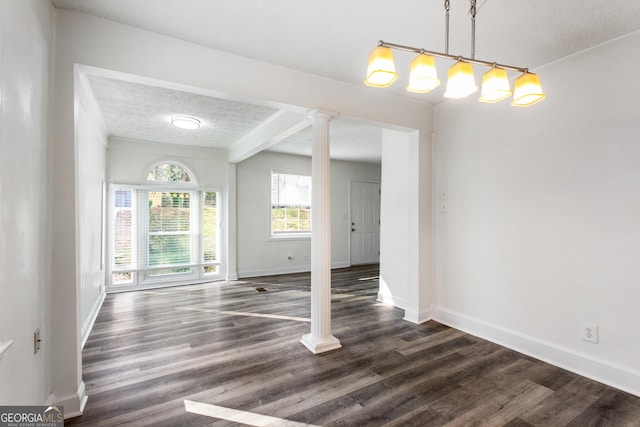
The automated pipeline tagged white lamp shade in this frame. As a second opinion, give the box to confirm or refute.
[364,46,398,88]
[444,61,478,99]
[511,72,545,107]
[406,54,440,93]
[479,67,512,103]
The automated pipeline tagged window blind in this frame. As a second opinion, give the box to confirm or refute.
[271,172,311,234]
[145,190,195,276]
[110,185,219,285]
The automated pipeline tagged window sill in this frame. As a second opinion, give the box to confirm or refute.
[269,234,311,242]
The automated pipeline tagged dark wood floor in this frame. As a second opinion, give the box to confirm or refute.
[68,265,640,426]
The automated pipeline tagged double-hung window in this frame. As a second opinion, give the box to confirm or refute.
[109,162,221,289]
[271,171,311,237]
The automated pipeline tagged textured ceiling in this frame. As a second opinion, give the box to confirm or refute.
[84,74,383,162]
[272,117,383,164]
[85,75,279,149]
[64,0,640,162]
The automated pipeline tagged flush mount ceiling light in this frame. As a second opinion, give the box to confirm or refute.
[364,0,545,107]
[171,116,201,130]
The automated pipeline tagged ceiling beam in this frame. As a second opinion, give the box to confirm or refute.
[227,110,310,163]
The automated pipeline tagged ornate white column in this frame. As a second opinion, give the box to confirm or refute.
[300,110,342,354]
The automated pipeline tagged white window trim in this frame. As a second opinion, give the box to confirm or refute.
[269,169,312,239]
[106,183,226,291]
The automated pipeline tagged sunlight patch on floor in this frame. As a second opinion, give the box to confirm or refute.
[358,276,379,281]
[184,400,319,426]
[177,307,311,322]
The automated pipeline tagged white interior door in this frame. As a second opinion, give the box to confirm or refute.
[350,181,380,265]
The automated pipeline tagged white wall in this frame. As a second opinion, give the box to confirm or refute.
[0,0,54,404]
[434,31,640,395]
[379,129,434,322]
[405,130,435,323]
[107,138,228,187]
[379,130,411,308]
[237,151,380,277]
[76,76,108,346]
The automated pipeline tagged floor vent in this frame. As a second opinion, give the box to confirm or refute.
[255,287,267,292]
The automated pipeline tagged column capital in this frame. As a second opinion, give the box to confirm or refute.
[307,108,338,121]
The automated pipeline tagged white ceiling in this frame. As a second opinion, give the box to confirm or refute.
[85,74,279,149]
[83,73,384,162]
[56,0,640,161]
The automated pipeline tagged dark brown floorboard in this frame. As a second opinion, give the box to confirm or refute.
[67,265,640,426]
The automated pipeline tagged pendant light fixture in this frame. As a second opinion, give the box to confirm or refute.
[479,65,512,103]
[406,53,441,93]
[444,60,477,98]
[511,72,545,106]
[364,46,398,88]
[364,0,545,107]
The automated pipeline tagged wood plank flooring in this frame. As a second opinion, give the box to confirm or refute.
[67,265,640,426]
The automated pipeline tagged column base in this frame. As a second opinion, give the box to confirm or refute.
[300,333,342,354]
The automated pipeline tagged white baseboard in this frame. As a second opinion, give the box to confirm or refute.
[81,292,106,349]
[226,272,239,281]
[433,307,640,398]
[238,262,350,279]
[376,292,406,310]
[239,265,310,278]
[107,276,226,293]
[56,381,88,419]
[331,261,351,270]
[403,306,433,324]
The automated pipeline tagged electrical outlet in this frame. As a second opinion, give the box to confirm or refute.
[34,329,41,354]
[582,322,598,344]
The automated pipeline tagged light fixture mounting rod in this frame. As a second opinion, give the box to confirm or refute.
[444,0,450,54]
[470,0,477,59]
[377,40,529,73]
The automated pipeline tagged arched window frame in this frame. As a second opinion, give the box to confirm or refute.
[143,160,198,187]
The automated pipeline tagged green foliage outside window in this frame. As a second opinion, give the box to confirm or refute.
[148,192,191,270]
[203,192,217,263]
[272,206,311,233]
[111,184,220,283]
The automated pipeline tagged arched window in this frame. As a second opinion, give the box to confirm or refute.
[146,162,195,184]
